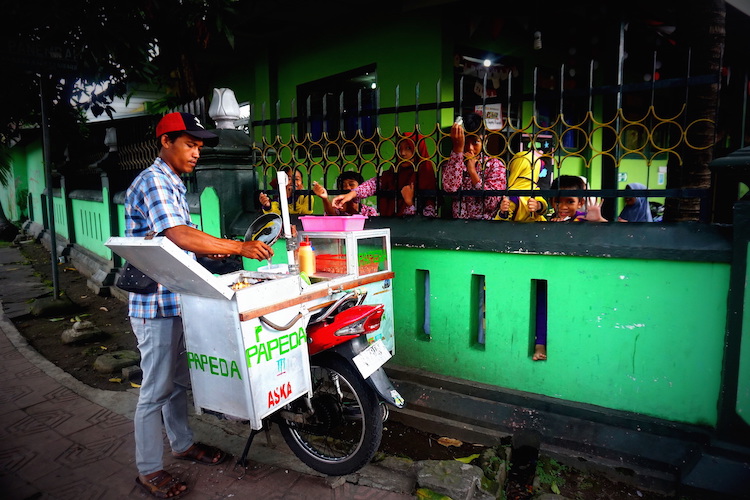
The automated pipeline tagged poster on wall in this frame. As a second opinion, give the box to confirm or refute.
[474,103,503,130]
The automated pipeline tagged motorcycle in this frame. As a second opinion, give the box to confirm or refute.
[234,288,405,476]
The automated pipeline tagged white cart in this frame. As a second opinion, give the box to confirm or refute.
[106,228,395,430]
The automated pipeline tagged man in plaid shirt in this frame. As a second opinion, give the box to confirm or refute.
[125,112,273,499]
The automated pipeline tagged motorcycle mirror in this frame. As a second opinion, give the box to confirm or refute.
[245,213,284,246]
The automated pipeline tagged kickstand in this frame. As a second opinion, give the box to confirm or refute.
[233,427,262,479]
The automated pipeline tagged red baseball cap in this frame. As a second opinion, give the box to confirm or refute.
[156,112,219,147]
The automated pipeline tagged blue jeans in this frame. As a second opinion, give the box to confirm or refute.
[131,317,193,475]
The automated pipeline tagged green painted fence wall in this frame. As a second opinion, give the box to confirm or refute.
[389,247,729,426]
[52,193,68,240]
[739,248,750,422]
[71,198,111,259]
[25,143,45,225]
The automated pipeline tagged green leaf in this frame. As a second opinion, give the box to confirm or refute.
[455,453,480,464]
[416,488,452,500]
[551,482,561,494]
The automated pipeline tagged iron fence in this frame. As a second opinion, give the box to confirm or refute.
[241,61,722,221]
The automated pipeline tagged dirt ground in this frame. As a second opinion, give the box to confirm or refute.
[11,240,698,500]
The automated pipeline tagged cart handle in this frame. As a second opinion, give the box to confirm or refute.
[259,310,306,331]
[238,271,395,322]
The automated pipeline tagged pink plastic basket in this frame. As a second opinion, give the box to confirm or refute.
[299,215,367,231]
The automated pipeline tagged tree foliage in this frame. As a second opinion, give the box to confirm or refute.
[0,0,239,176]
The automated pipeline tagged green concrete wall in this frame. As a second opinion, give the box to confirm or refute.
[52,194,68,240]
[27,142,45,227]
[1,145,29,222]
[739,247,750,424]
[389,247,729,427]
[71,196,112,260]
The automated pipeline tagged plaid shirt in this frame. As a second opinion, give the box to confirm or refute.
[125,157,197,318]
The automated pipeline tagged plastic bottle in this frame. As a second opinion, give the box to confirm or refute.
[298,237,316,276]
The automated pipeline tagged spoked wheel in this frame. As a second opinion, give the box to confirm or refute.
[277,356,383,476]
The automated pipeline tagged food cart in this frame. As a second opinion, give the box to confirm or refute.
[105,227,394,431]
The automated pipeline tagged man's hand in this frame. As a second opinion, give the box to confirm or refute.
[163,225,274,262]
[240,240,273,261]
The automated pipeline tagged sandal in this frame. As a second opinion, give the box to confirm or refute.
[135,470,188,499]
[172,442,227,466]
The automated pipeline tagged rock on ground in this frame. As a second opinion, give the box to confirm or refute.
[93,350,140,373]
[416,460,489,500]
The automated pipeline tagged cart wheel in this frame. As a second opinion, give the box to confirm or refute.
[277,356,382,476]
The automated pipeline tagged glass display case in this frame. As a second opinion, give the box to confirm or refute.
[300,229,391,279]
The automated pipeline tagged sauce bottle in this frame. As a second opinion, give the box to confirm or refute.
[299,237,316,275]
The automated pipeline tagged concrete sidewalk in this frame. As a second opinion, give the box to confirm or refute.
[0,244,416,499]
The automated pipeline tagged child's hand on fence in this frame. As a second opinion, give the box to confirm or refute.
[527,197,540,213]
[585,198,608,222]
[500,196,511,213]
[401,183,415,207]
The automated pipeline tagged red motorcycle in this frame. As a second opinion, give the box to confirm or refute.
[236,290,405,476]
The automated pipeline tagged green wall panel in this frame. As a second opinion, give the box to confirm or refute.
[199,187,221,237]
[71,198,111,259]
[738,247,750,424]
[27,142,45,226]
[52,195,68,239]
[391,247,728,426]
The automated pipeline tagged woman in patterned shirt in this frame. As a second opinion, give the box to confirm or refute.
[441,112,506,220]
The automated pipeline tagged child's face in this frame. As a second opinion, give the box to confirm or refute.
[553,195,583,219]
[398,141,415,161]
[286,171,304,196]
[341,178,359,190]
[293,171,304,189]
[464,134,484,159]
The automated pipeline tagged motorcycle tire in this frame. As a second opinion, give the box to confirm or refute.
[277,355,383,476]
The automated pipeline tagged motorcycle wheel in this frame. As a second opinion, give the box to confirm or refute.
[278,356,383,476]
